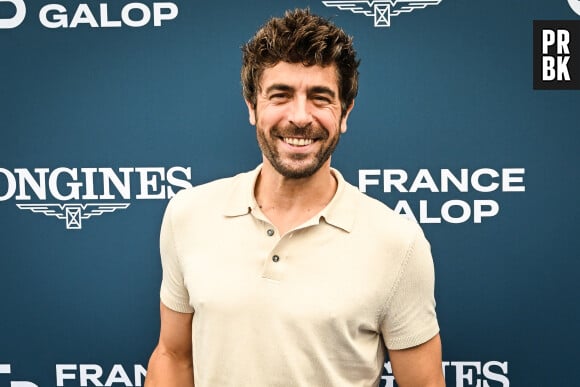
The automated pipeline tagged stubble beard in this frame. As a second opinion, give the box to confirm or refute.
[256,123,340,179]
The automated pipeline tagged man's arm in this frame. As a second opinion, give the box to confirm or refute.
[145,302,194,387]
[388,334,445,387]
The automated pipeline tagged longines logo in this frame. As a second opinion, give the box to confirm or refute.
[321,0,442,28]
[0,0,178,29]
[16,203,131,230]
[0,166,192,229]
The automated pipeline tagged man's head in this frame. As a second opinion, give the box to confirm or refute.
[241,8,359,116]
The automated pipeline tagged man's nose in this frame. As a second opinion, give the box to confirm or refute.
[288,96,313,128]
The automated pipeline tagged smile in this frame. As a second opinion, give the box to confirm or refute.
[283,137,314,146]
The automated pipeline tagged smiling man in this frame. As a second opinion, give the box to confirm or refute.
[145,8,444,387]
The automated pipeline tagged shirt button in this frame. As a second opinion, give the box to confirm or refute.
[267,229,275,236]
[272,255,280,262]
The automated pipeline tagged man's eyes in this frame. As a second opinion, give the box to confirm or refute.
[269,93,290,101]
[269,94,331,103]
[312,95,331,103]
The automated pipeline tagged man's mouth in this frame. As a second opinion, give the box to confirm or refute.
[282,137,314,146]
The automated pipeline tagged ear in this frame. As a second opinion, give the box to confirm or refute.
[245,99,256,126]
[340,100,355,133]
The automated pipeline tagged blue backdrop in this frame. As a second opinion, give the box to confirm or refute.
[1,0,579,385]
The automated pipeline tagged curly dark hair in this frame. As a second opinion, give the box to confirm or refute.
[241,8,360,115]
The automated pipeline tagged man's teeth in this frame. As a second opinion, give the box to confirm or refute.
[283,137,313,146]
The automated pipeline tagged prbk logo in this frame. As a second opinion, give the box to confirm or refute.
[321,0,442,28]
[0,0,178,29]
[0,166,192,229]
[533,2,580,90]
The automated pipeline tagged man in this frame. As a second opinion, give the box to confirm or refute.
[145,8,444,387]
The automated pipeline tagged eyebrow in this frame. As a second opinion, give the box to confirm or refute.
[309,86,336,99]
[264,84,336,99]
[265,84,293,94]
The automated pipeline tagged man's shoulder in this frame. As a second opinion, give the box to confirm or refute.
[174,173,240,199]
[167,169,253,214]
[343,181,423,239]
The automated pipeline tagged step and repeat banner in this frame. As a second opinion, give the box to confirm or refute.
[1,0,579,386]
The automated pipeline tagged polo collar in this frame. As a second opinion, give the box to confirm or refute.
[318,168,356,233]
[223,164,356,233]
[223,165,262,217]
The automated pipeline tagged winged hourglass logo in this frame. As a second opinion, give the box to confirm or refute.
[322,0,442,27]
[16,203,131,229]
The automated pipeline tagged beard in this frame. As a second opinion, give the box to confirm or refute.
[256,122,341,179]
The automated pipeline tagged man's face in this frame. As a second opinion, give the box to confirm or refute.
[246,62,353,179]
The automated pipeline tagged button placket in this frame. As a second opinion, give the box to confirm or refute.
[261,226,290,280]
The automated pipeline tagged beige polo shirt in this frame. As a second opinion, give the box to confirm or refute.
[159,165,439,387]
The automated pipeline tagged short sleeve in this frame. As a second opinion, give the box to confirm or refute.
[380,229,439,350]
[159,198,195,313]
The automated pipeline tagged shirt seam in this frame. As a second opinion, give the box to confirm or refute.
[377,228,419,328]
[160,197,194,313]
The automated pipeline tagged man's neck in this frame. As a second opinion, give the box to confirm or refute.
[254,160,338,234]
